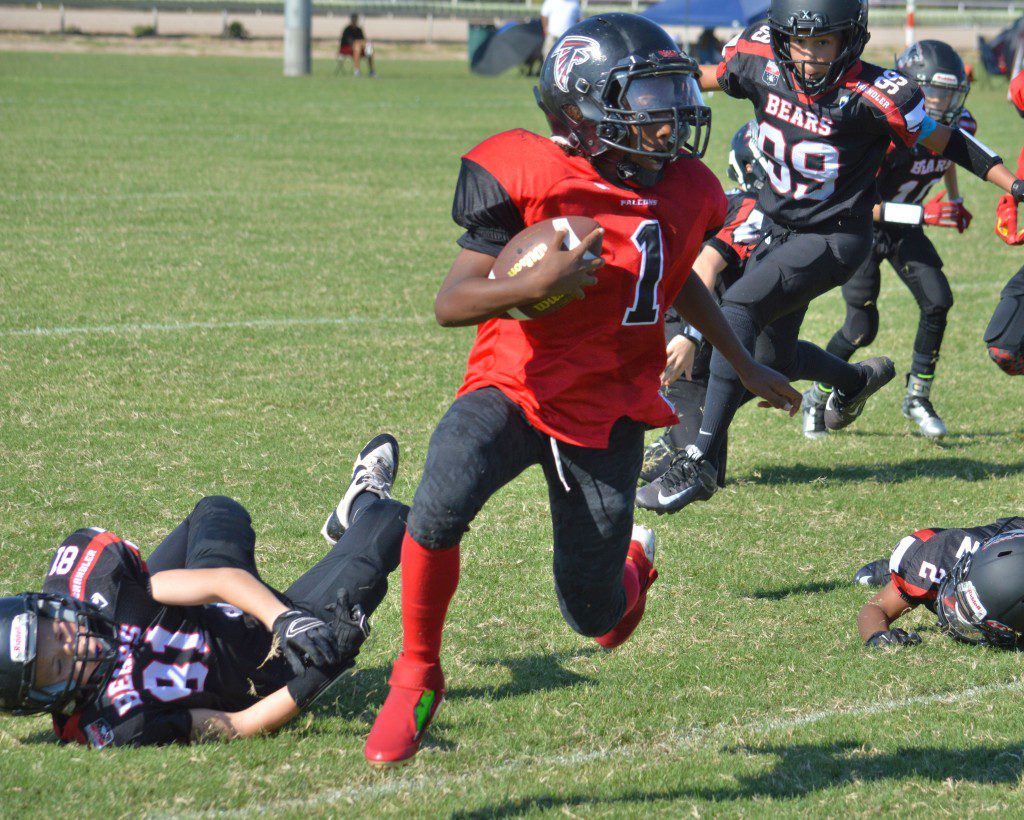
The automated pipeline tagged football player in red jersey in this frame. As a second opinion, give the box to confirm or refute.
[0,435,403,747]
[854,519,1024,649]
[987,69,1024,375]
[362,14,802,767]
[804,41,975,441]
[638,0,1024,514]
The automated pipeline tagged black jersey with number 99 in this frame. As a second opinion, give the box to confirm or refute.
[716,23,929,228]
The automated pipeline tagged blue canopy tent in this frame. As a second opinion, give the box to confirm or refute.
[642,0,769,30]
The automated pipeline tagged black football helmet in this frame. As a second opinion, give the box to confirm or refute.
[727,120,769,192]
[936,530,1024,648]
[767,0,870,95]
[535,13,711,187]
[895,40,970,125]
[0,592,118,715]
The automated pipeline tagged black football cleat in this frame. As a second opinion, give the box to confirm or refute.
[322,433,399,545]
[635,445,717,514]
[854,558,889,587]
[639,437,678,484]
[824,357,896,431]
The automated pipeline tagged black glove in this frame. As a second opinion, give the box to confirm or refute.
[272,609,340,676]
[865,628,921,648]
[1011,178,1024,204]
[324,589,371,658]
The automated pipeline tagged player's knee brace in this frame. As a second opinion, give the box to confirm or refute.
[985,293,1024,375]
[842,304,879,349]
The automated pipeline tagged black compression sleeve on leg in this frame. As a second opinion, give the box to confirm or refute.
[941,128,1002,180]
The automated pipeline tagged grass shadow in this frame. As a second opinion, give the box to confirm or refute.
[744,580,847,600]
[450,740,1024,817]
[315,648,598,723]
[742,457,1024,487]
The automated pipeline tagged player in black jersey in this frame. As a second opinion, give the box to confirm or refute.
[640,121,772,486]
[803,41,975,441]
[0,435,403,748]
[854,519,1024,648]
[638,0,1024,514]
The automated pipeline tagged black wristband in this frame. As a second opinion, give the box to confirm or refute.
[679,323,703,344]
[1012,179,1024,204]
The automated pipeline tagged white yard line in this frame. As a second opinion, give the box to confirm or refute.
[0,315,432,338]
[185,677,1023,816]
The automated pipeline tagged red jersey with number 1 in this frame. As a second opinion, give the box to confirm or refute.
[451,129,726,448]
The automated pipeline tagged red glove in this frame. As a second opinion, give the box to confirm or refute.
[923,191,960,229]
[995,195,1024,245]
[948,198,972,233]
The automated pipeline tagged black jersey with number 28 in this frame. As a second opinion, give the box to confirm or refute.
[716,23,929,228]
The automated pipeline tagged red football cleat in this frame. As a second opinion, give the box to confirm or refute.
[595,525,658,650]
[364,655,445,766]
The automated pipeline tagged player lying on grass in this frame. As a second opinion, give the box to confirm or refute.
[638,0,1024,513]
[803,41,975,441]
[988,69,1024,376]
[0,435,402,747]
[363,13,802,767]
[855,518,1024,648]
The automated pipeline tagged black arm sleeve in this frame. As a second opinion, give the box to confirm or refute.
[452,158,525,256]
[105,710,193,747]
[941,128,1002,180]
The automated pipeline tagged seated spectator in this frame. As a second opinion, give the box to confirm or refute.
[339,14,376,78]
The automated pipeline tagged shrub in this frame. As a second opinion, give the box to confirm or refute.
[224,21,249,40]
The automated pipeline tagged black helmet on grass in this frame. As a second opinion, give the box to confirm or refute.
[0,592,118,715]
[767,0,870,95]
[896,40,970,125]
[936,530,1024,648]
[727,120,768,192]
[535,13,711,187]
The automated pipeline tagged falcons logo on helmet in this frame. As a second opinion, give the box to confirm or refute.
[552,36,601,93]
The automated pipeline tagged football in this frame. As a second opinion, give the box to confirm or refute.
[490,216,602,320]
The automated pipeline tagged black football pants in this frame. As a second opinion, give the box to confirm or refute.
[694,218,874,460]
[661,342,732,486]
[826,224,952,377]
[407,387,644,638]
[149,493,405,621]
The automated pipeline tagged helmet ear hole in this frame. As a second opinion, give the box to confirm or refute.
[561,103,584,124]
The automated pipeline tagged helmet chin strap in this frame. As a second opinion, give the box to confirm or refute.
[594,154,666,188]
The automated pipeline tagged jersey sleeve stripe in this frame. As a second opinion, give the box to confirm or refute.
[731,39,773,61]
[889,535,918,573]
[69,530,120,600]
[849,80,918,147]
[891,572,936,602]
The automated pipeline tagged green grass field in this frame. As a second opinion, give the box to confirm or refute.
[2,46,1024,816]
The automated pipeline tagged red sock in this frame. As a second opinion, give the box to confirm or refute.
[621,555,642,615]
[399,530,460,670]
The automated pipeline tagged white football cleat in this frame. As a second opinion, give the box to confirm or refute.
[321,433,399,545]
